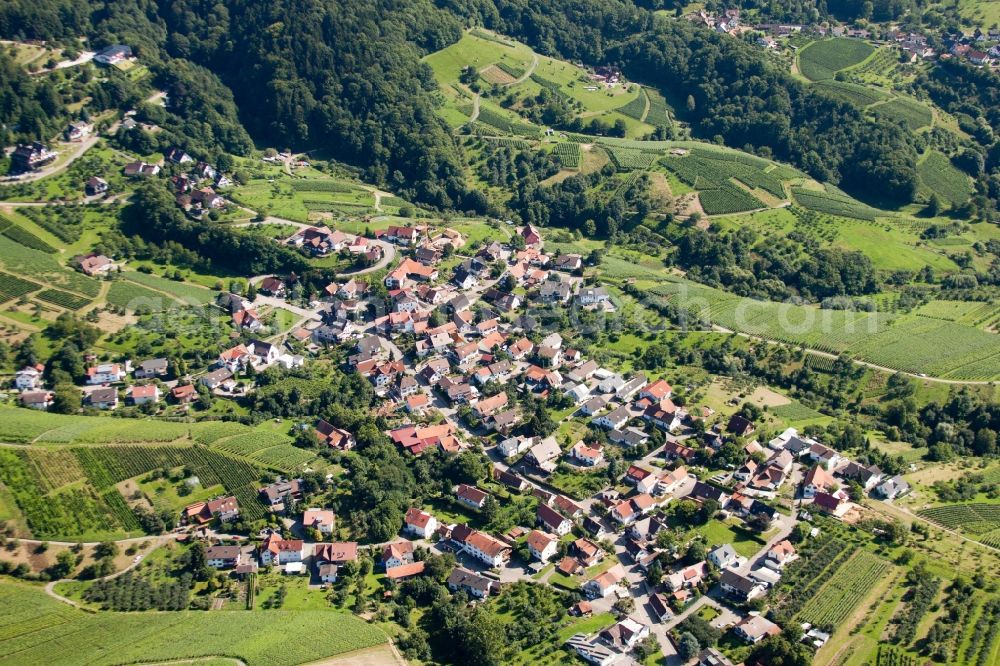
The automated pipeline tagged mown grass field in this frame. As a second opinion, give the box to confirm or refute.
[0,581,385,666]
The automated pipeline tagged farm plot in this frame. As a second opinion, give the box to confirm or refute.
[121,271,216,304]
[872,97,933,131]
[774,535,853,618]
[919,504,1000,535]
[0,406,95,443]
[107,280,173,311]
[0,581,386,666]
[812,79,890,107]
[0,235,99,297]
[0,449,141,539]
[552,142,581,168]
[797,550,890,626]
[791,186,881,221]
[918,151,974,206]
[191,421,252,445]
[35,288,91,310]
[605,146,659,171]
[848,315,1000,379]
[644,89,671,128]
[0,271,40,302]
[698,185,765,215]
[0,214,57,253]
[476,104,542,137]
[799,38,875,81]
[661,149,785,199]
[615,89,648,121]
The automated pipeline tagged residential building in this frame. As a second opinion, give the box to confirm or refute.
[206,545,242,569]
[526,529,558,562]
[303,508,335,535]
[732,614,781,644]
[259,533,304,566]
[404,507,438,538]
[447,567,499,599]
[537,503,573,536]
[720,570,766,601]
[455,484,489,510]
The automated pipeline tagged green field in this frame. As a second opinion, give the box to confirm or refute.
[791,185,880,221]
[799,38,875,81]
[0,581,385,666]
[871,97,933,131]
[919,504,1000,548]
[811,79,891,107]
[918,151,974,207]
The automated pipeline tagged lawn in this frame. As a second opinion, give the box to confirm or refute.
[0,580,385,666]
[696,519,766,558]
[136,474,225,513]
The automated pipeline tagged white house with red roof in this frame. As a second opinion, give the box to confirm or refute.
[404,507,438,538]
[526,529,558,562]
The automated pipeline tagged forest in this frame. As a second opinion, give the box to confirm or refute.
[2,0,925,209]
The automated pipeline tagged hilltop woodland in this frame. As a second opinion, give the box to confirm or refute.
[4,0,982,214]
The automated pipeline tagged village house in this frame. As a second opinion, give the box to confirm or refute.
[259,532,304,566]
[127,384,160,406]
[134,358,169,379]
[206,545,242,569]
[527,529,559,562]
[455,484,489,510]
[86,387,119,410]
[720,570,766,602]
[765,539,797,570]
[20,390,54,410]
[15,364,43,391]
[200,368,233,390]
[303,508,335,535]
[315,419,356,450]
[592,405,631,430]
[708,544,739,570]
[259,478,303,509]
[525,437,562,472]
[381,540,415,569]
[665,561,708,591]
[599,617,649,651]
[583,563,627,599]
[404,507,438,538]
[184,496,239,524]
[313,542,359,569]
[12,141,57,172]
[455,527,511,568]
[570,441,604,466]
[537,503,573,536]
[875,475,910,500]
[447,567,499,599]
[732,614,781,644]
[802,464,838,498]
[75,253,114,276]
[85,176,109,196]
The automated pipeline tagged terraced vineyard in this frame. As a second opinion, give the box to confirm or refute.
[0,235,100,297]
[872,97,933,131]
[812,79,890,107]
[799,38,875,81]
[919,504,1000,547]
[36,288,91,310]
[0,271,40,302]
[798,550,890,626]
[918,151,974,206]
[552,142,581,168]
[791,186,880,221]
[644,89,671,128]
[604,145,660,171]
[661,149,785,199]
[0,582,386,666]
